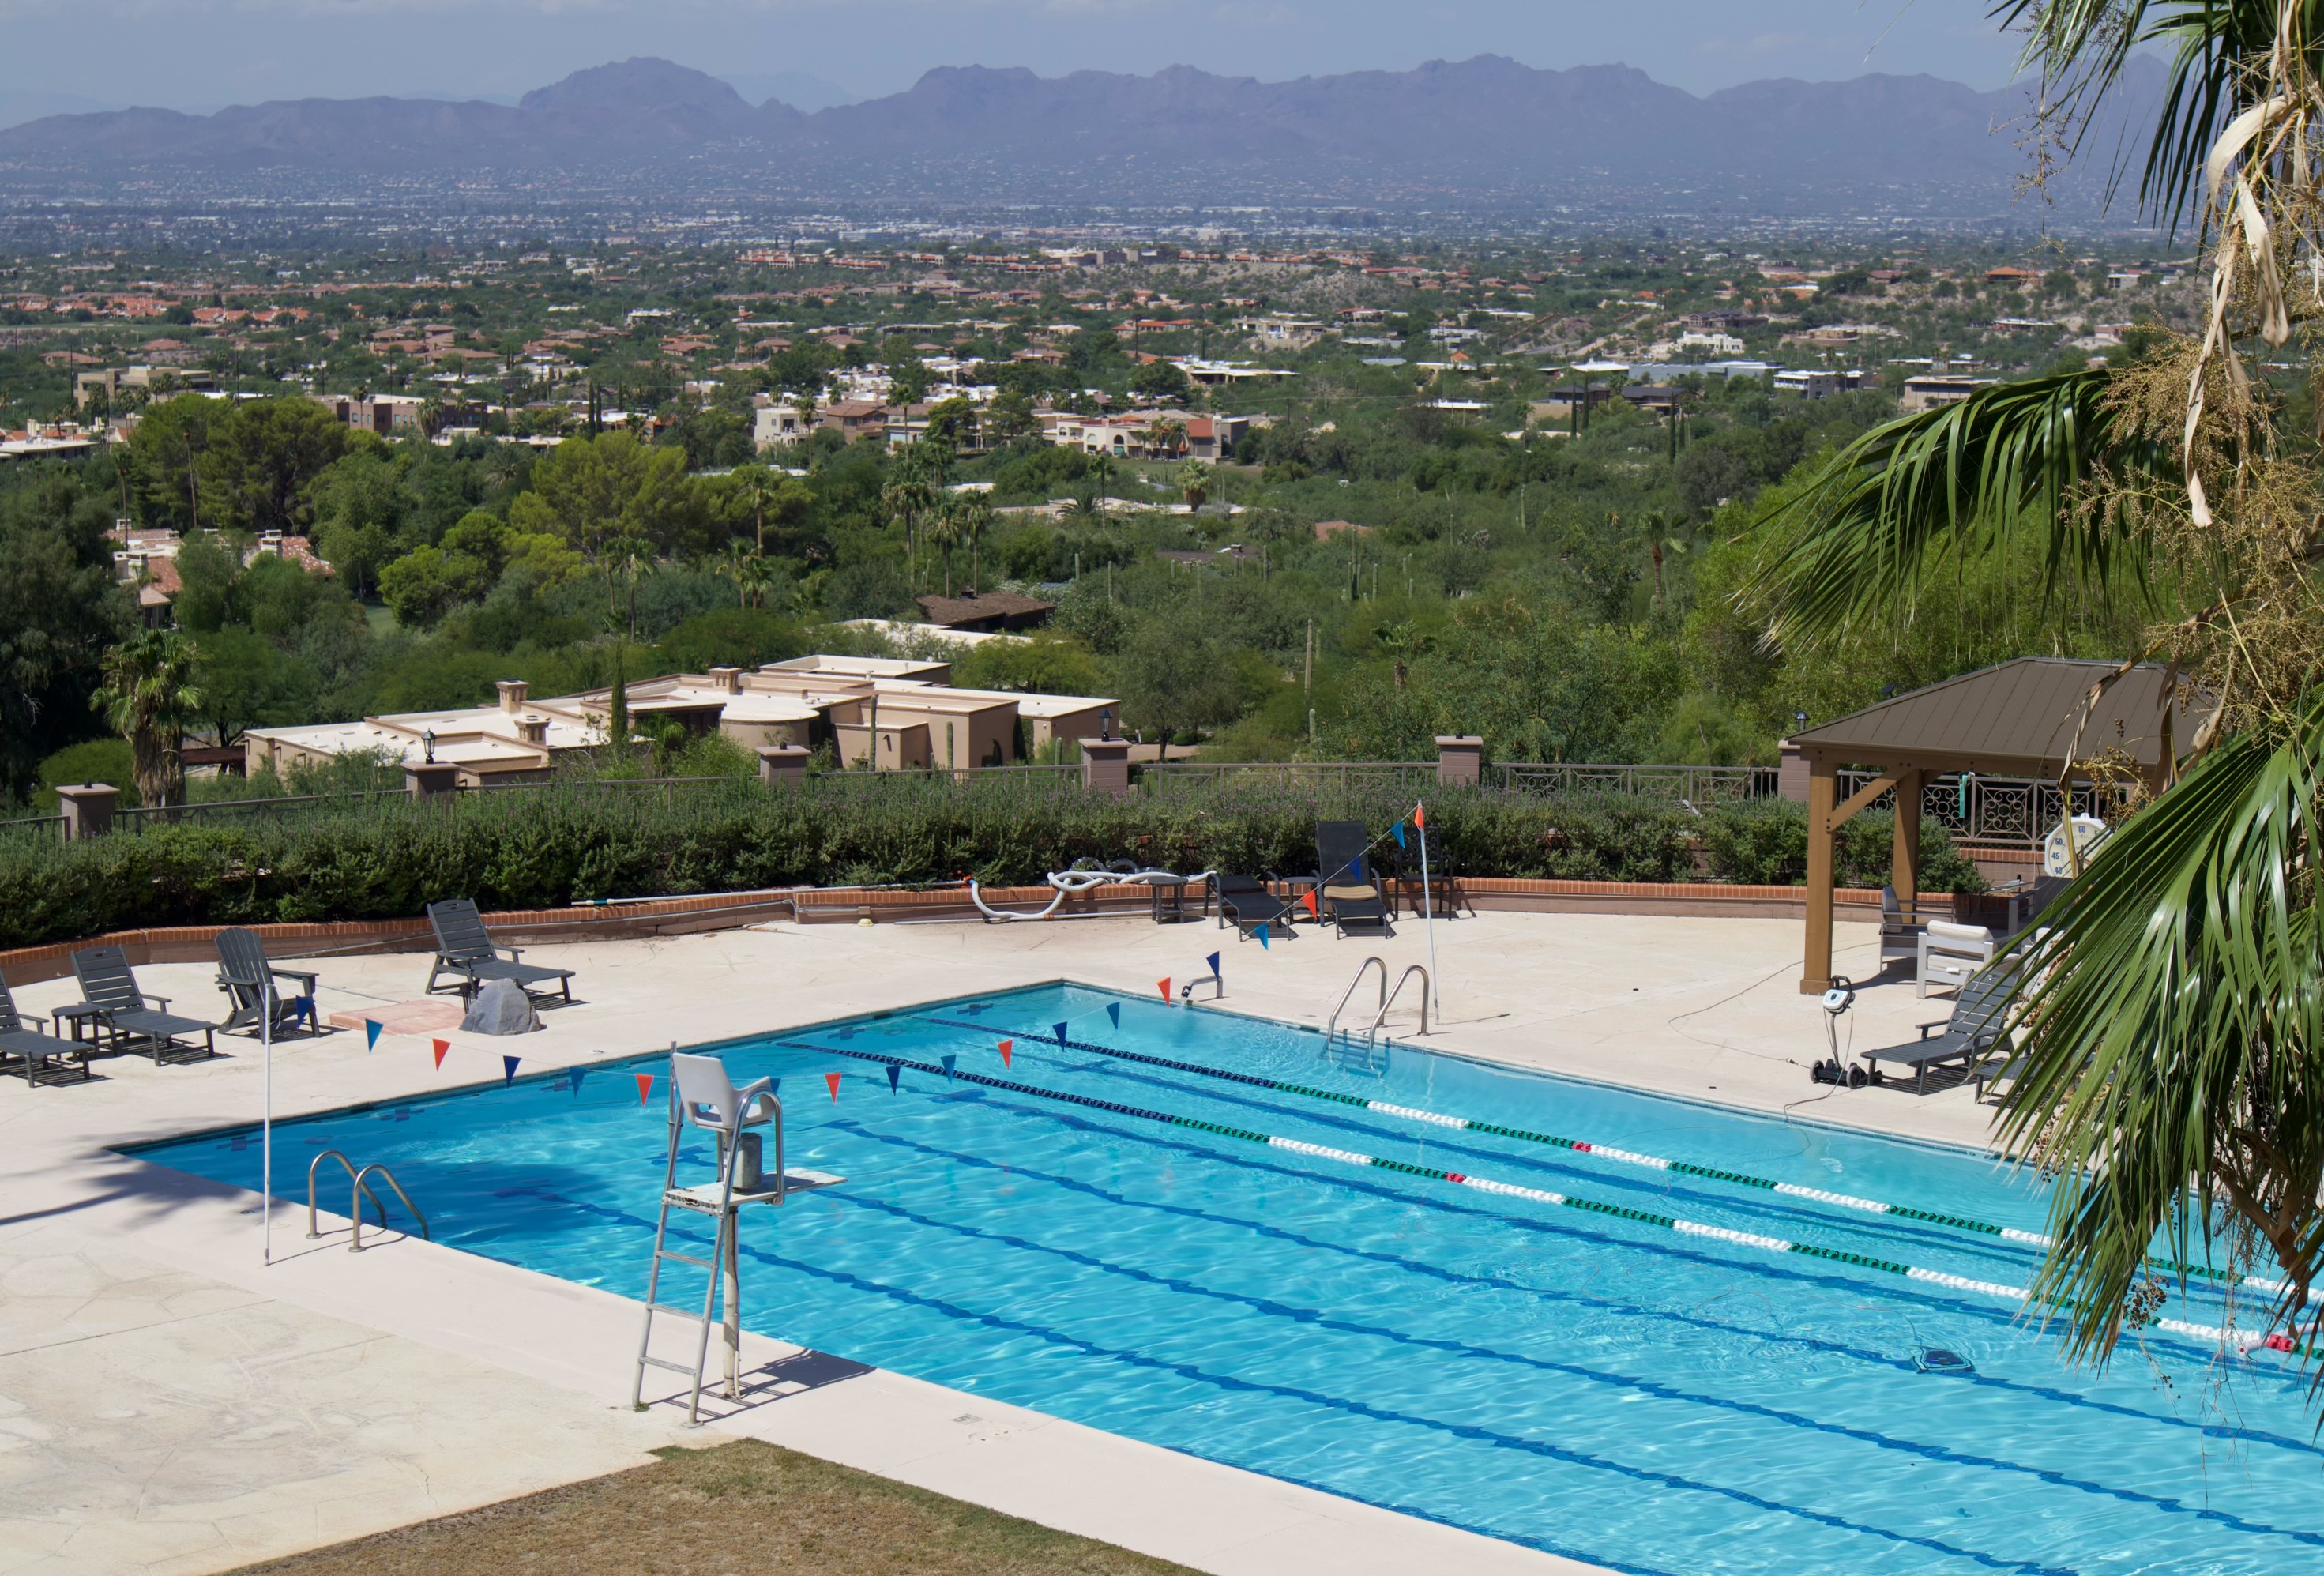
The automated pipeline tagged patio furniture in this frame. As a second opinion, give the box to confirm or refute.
[69,946,220,1063]
[1314,822,1393,938]
[424,898,576,1005]
[1919,919,1996,998]
[1860,962,2016,1096]
[1214,873,1296,942]
[1145,873,1207,926]
[1392,824,1462,919]
[214,927,321,1039]
[0,977,92,1085]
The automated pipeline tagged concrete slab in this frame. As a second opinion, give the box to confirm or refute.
[0,908,2004,1576]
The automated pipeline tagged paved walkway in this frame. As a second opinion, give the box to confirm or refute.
[0,908,1992,1576]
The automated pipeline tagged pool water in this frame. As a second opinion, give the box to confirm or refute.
[136,984,2322,1576]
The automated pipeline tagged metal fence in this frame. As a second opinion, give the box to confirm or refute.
[0,813,66,843]
[1494,763,1779,802]
[1836,769,2121,852]
[1134,761,1438,797]
[110,789,410,831]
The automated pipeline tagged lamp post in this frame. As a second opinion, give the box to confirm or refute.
[423,728,437,765]
[1098,707,1115,742]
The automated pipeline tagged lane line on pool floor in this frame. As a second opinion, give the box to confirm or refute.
[927,1015,2288,1301]
[783,1037,2300,1352]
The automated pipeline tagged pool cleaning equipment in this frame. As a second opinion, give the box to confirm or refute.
[968,861,1215,922]
[630,1050,843,1423]
[1810,976,1859,1087]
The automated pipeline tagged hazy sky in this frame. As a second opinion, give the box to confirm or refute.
[0,1,2029,118]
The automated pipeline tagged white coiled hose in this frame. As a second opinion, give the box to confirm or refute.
[968,867,1216,921]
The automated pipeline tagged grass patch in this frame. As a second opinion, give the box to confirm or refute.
[222,1439,1202,1576]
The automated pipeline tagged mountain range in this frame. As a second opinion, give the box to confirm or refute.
[0,55,2163,217]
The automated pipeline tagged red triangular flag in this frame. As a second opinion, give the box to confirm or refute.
[998,1038,1013,1067]
[1300,887,1319,917]
[825,1070,843,1102]
[431,1038,449,1069]
[636,1073,655,1106]
[1415,801,1427,829]
[1157,977,1171,1005]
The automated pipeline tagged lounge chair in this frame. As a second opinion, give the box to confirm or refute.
[1314,820,1393,938]
[424,898,575,1004]
[1391,824,1463,918]
[214,927,321,1039]
[1878,885,1925,972]
[1860,962,2016,1096]
[1214,873,1296,942]
[69,946,220,1063]
[0,977,92,1085]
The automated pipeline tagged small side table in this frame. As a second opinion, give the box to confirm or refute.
[1149,875,1201,925]
[52,1002,109,1048]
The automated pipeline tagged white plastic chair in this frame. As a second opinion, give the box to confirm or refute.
[1918,920,1995,998]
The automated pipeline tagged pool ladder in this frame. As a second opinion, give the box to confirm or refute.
[306,1149,431,1252]
[1325,956,1430,1047]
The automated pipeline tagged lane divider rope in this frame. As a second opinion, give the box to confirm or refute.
[931,1016,2286,1300]
[780,1036,2304,1352]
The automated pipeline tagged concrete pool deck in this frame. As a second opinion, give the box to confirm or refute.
[1,909,2003,1576]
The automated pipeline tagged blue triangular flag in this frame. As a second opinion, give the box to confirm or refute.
[940,1053,957,1079]
[364,1019,382,1051]
[1206,951,1220,977]
[1106,1002,1121,1030]
[770,1078,780,1095]
[501,1055,520,1085]
[570,1069,586,1097]
[1256,923,1269,949]
[1053,1021,1069,1045]
[1393,821,1408,848]
[886,1063,901,1093]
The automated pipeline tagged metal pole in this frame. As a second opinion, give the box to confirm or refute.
[261,976,273,1266]
[1420,804,1440,1020]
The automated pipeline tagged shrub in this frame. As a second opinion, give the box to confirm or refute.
[0,781,1981,950]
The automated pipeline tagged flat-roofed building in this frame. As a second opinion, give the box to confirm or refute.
[766,653,953,685]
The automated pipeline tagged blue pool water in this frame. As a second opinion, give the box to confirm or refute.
[134,984,2320,1575]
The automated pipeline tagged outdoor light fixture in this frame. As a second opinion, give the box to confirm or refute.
[1795,710,1809,726]
[1099,707,1115,740]
[423,729,436,764]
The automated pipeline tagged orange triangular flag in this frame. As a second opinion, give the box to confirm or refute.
[1301,887,1319,917]
[1157,977,1171,1004]
[431,1038,449,1069]
[1415,801,1427,829]
[998,1038,1013,1066]
[636,1073,655,1105]
[825,1070,843,1102]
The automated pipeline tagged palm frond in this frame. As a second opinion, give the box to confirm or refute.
[1995,691,2324,1360]
[1749,367,2169,644]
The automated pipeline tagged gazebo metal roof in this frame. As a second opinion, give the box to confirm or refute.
[1788,656,2211,777]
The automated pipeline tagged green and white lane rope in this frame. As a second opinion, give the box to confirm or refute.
[927,1016,2289,1301]
[780,1036,2306,1354]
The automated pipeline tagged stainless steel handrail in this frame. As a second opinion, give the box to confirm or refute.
[306,1149,385,1239]
[1326,956,1387,1043]
[1367,964,1431,1040]
[349,1162,431,1252]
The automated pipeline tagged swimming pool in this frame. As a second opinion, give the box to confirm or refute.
[135,983,2320,1576]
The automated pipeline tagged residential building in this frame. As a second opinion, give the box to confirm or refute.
[1771,369,1867,397]
[1900,374,1995,412]
[913,591,1056,634]
[74,366,216,408]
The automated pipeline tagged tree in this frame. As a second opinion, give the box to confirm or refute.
[926,499,964,597]
[0,472,131,804]
[1179,457,1213,508]
[194,627,318,747]
[124,394,228,533]
[1130,360,1192,403]
[603,533,655,641]
[92,630,204,807]
[203,397,352,534]
[1747,1,2324,1397]
[512,430,698,559]
[957,492,993,592]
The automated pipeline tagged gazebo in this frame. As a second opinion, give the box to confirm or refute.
[1785,656,2213,994]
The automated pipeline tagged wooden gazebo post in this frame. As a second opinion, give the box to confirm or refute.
[1800,753,1908,994]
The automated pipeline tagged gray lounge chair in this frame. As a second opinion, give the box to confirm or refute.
[1878,885,1926,972]
[1860,961,2016,1096]
[1314,821,1392,938]
[70,946,220,1063]
[1214,873,1297,942]
[1,977,92,1085]
[425,899,575,1004]
[214,927,321,1038]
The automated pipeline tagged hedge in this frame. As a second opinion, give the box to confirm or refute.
[0,781,1983,950]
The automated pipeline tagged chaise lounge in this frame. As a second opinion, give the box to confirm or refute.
[1,978,92,1085]
[1314,820,1393,938]
[424,898,576,1005]
[1214,873,1297,942]
[70,946,220,1063]
[1860,962,2016,1096]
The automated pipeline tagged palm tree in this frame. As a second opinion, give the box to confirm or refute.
[92,630,204,808]
[604,534,653,641]
[926,500,964,597]
[730,463,780,553]
[1747,2,2324,1390]
[958,492,993,592]
[718,540,758,609]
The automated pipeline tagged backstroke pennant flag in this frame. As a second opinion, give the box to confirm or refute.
[1107,1002,1121,1031]
[1415,801,1427,829]
[1206,951,1220,979]
[1393,819,1408,848]
[1300,888,1319,918]
[940,1053,957,1080]
[431,1037,450,1070]
[886,1063,901,1093]
[999,1038,1014,1067]
[1052,1021,1069,1045]
[1256,922,1270,949]
[635,1073,656,1106]
[501,1055,521,1085]
[1156,977,1171,1005]
[570,1068,586,1097]
[364,1019,382,1052]
[825,1070,843,1103]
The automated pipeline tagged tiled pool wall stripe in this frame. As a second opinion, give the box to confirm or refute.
[785,1036,2315,1351]
[928,1017,2292,1302]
